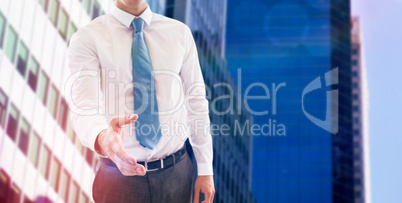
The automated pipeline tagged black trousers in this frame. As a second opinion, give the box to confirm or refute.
[92,151,195,203]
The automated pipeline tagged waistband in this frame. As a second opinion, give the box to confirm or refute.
[99,144,187,172]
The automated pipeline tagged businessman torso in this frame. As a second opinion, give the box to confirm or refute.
[68,3,212,175]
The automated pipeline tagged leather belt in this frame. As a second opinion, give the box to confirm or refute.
[100,144,187,172]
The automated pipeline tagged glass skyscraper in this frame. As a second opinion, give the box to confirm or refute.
[351,17,371,203]
[165,0,256,202]
[226,0,355,202]
[0,0,165,202]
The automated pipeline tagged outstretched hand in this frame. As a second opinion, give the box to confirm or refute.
[95,114,146,176]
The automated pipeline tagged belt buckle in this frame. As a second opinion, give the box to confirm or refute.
[144,158,164,172]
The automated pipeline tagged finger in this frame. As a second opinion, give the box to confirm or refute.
[110,114,138,131]
[111,151,136,174]
[204,191,211,203]
[208,190,214,203]
[118,114,138,126]
[114,146,137,165]
[136,164,146,175]
[112,154,143,176]
[193,186,200,203]
[135,165,146,175]
[209,191,214,203]
[114,148,148,176]
[119,161,145,176]
[118,164,139,176]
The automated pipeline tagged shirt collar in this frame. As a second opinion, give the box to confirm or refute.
[111,3,153,27]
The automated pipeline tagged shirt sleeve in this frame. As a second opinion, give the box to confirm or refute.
[180,26,213,176]
[65,29,109,153]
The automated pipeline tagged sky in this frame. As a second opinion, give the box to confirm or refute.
[351,0,402,202]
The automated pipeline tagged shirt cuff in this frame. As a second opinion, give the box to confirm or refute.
[197,162,214,176]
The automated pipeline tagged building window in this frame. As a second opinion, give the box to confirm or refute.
[23,195,31,203]
[352,60,358,66]
[4,25,18,63]
[82,0,92,15]
[27,56,39,91]
[28,132,41,167]
[353,129,360,135]
[0,88,7,128]
[49,0,59,25]
[354,151,361,160]
[353,105,359,112]
[85,149,94,166]
[50,157,61,192]
[80,192,89,203]
[9,184,21,203]
[37,70,49,105]
[58,97,68,131]
[39,145,51,179]
[58,9,69,39]
[66,123,76,142]
[352,71,358,77]
[67,22,77,43]
[59,169,70,202]
[18,118,30,155]
[165,0,175,18]
[69,181,79,203]
[16,41,28,77]
[39,0,48,11]
[354,142,360,149]
[91,1,101,19]
[76,140,85,155]
[0,170,11,202]
[48,84,59,119]
[0,12,6,48]
[6,103,19,141]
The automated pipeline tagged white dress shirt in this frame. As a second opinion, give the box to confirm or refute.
[66,3,213,175]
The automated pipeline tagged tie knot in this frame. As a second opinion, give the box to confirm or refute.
[132,18,144,33]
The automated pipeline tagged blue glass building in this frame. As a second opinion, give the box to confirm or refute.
[166,0,256,202]
[226,0,354,202]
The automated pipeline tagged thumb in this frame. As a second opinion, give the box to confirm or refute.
[110,114,138,131]
[193,186,200,203]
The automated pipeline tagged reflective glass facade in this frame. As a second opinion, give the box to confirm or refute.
[166,0,256,202]
[226,0,354,202]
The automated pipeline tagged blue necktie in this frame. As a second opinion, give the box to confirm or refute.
[131,18,161,149]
